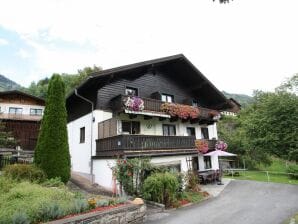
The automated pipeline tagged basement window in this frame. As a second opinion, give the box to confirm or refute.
[80,127,85,143]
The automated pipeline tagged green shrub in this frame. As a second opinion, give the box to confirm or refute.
[11,212,29,224]
[70,199,89,214]
[0,178,76,223]
[184,171,199,191]
[142,172,179,207]
[36,202,65,222]
[3,164,46,183]
[116,197,127,204]
[34,74,71,183]
[41,177,64,187]
[287,164,298,179]
[96,199,109,207]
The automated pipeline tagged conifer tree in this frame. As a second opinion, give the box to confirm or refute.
[34,74,70,183]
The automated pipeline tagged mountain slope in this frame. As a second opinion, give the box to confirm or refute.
[222,91,253,108]
[0,74,21,91]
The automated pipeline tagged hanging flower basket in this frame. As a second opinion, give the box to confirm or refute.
[161,103,200,120]
[195,139,209,153]
[215,140,228,151]
[123,96,144,112]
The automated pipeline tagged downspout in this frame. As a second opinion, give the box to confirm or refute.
[74,89,94,184]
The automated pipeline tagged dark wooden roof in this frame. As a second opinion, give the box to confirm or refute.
[0,90,45,105]
[67,54,232,112]
[229,98,241,107]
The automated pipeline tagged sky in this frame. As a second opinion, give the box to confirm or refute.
[0,0,297,95]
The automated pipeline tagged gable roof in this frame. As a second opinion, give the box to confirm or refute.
[0,90,45,105]
[67,54,231,110]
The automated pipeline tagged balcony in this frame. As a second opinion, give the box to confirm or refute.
[110,95,218,122]
[96,135,217,156]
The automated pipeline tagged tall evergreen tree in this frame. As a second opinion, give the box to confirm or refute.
[34,74,70,183]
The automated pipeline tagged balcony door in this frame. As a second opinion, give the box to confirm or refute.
[122,121,140,134]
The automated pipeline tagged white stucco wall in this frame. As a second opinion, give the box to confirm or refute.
[0,103,44,115]
[92,155,198,188]
[116,114,218,140]
[151,155,193,173]
[67,110,112,174]
[93,159,116,190]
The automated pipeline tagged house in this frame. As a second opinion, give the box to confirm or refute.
[0,90,45,150]
[66,54,232,190]
[221,98,241,116]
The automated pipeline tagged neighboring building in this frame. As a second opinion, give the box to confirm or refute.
[66,54,232,190]
[0,90,45,150]
[221,98,241,116]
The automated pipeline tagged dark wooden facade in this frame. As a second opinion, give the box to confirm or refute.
[67,54,231,122]
[0,91,44,151]
[66,55,232,157]
[96,135,216,157]
[4,120,40,151]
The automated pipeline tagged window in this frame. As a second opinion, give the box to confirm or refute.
[161,94,174,103]
[125,87,138,96]
[204,156,212,169]
[9,107,23,114]
[30,108,43,116]
[163,124,176,136]
[121,121,140,134]
[201,127,209,139]
[186,127,196,137]
[192,99,199,107]
[80,127,85,143]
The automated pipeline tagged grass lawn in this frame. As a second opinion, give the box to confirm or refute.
[225,170,298,185]
[224,157,298,185]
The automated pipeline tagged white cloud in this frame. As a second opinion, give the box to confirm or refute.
[0,38,9,46]
[0,0,297,94]
[16,49,31,59]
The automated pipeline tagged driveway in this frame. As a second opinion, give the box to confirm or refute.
[145,180,298,224]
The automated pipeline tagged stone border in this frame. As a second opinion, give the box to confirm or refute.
[48,203,146,224]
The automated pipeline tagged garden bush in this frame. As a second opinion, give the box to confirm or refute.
[71,199,89,214]
[142,172,179,207]
[36,202,65,222]
[96,199,109,207]
[0,177,77,223]
[41,177,64,187]
[11,212,29,224]
[287,164,298,179]
[3,164,46,183]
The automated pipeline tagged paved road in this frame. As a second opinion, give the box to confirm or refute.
[145,180,298,224]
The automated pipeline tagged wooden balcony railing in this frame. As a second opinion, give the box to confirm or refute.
[96,134,216,152]
[110,95,217,120]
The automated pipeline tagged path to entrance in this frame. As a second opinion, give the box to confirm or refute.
[145,180,298,224]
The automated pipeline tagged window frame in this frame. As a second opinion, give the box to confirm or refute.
[201,127,209,139]
[161,93,174,103]
[192,99,199,107]
[162,124,176,136]
[121,120,140,134]
[9,107,23,115]
[30,108,43,116]
[204,156,212,169]
[125,86,139,96]
[186,127,196,137]
[80,127,85,143]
